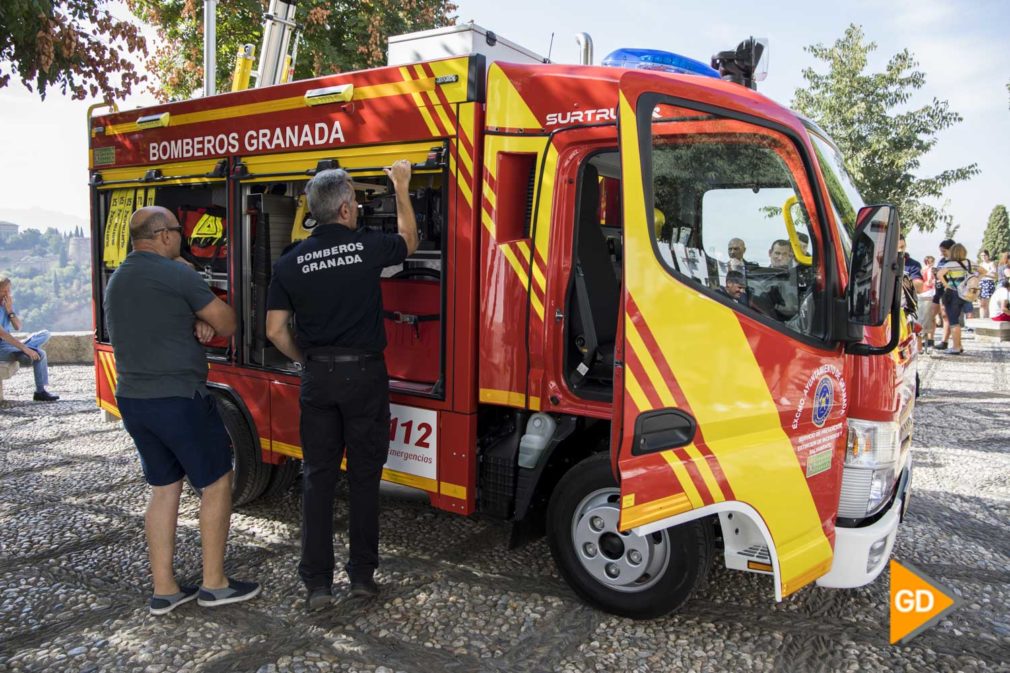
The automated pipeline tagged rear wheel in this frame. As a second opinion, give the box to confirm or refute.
[215,395,271,506]
[261,458,301,500]
[547,453,713,619]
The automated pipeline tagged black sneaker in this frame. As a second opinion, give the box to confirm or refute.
[33,390,59,402]
[349,577,379,598]
[934,341,948,351]
[150,585,199,615]
[197,578,261,607]
[306,586,334,612]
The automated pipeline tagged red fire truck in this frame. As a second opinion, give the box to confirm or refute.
[89,25,914,618]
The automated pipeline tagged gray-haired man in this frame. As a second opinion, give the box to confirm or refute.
[265,162,418,611]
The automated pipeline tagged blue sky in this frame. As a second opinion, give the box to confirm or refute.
[0,0,1007,263]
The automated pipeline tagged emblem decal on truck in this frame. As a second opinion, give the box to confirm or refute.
[812,376,833,427]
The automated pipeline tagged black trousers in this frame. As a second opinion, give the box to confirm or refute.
[298,356,390,589]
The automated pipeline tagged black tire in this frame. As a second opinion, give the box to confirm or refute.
[546,453,713,619]
[215,395,271,506]
[260,458,301,500]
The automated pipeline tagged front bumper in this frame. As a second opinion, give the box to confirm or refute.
[816,457,912,589]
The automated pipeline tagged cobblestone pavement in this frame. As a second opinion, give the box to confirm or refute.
[1,339,1008,673]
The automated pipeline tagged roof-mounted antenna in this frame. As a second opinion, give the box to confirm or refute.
[547,32,555,62]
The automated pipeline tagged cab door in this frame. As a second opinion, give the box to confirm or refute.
[613,71,848,599]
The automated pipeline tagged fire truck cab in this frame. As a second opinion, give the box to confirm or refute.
[90,26,913,618]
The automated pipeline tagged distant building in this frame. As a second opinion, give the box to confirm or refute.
[0,221,17,242]
[69,237,91,266]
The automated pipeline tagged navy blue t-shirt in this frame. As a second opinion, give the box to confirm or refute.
[266,224,408,352]
[903,254,923,281]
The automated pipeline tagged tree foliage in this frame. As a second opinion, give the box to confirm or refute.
[792,24,979,234]
[0,0,146,100]
[981,205,1010,257]
[127,0,457,102]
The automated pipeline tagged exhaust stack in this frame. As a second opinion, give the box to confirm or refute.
[575,33,593,65]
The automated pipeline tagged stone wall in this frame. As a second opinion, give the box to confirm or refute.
[11,331,94,364]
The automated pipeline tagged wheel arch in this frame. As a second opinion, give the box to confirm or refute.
[630,501,785,602]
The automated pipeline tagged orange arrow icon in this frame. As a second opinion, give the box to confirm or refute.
[890,560,961,644]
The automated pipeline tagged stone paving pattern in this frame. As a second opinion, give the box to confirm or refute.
[1,339,1008,672]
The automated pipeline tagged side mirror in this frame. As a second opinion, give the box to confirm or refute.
[847,205,900,326]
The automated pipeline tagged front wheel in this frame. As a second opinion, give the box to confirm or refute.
[547,453,713,619]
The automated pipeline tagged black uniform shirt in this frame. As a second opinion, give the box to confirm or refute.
[266,223,408,352]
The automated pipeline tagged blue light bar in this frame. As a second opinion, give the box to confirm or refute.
[602,48,720,78]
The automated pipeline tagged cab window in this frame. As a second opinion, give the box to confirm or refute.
[648,110,824,340]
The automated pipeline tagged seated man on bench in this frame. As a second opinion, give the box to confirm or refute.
[0,276,59,402]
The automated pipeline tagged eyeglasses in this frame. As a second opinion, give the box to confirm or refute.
[152,226,183,235]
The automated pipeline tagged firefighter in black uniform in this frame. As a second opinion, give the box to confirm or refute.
[265,162,418,611]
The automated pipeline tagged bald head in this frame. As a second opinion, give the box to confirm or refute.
[130,206,176,241]
[128,206,183,259]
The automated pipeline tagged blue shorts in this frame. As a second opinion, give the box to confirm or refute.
[117,392,232,488]
[941,289,971,324]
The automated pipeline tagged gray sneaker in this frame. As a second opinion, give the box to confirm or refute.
[197,578,261,607]
[150,585,198,615]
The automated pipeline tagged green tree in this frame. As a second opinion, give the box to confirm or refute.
[792,25,979,234]
[981,205,1010,256]
[127,0,457,102]
[0,0,147,100]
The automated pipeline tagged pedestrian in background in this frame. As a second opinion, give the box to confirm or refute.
[917,256,936,354]
[978,250,997,319]
[105,206,260,615]
[931,240,954,350]
[0,276,59,401]
[935,243,973,355]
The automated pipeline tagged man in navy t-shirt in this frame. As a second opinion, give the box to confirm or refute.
[266,163,418,610]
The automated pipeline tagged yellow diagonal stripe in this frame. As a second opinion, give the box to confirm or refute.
[623,367,650,414]
[683,443,724,504]
[514,241,546,296]
[399,67,439,137]
[624,319,675,409]
[661,450,704,509]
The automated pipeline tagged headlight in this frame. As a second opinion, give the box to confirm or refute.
[840,419,900,518]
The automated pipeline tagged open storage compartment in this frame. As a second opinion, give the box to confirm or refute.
[235,141,449,397]
[92,159,231,358]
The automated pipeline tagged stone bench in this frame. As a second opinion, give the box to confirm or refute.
[0,359,18,402]
[966,318,1010,342]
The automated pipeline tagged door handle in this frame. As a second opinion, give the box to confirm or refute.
[633,408,697,456]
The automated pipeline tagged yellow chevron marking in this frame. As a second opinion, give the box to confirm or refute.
[661,450,704,509]
[623,367,650,415]
[486,64,541,130]
[514,241,546,296]
[399,67,439,137]
[481,207,495,235]
[683,443,724,504]
[99,399,121,418]
[624,321,675,408]
[482,181,497,210]
[414,65,455,136]
[532,145,558,265]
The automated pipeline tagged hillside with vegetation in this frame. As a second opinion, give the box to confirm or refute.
[0,227,92,332]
